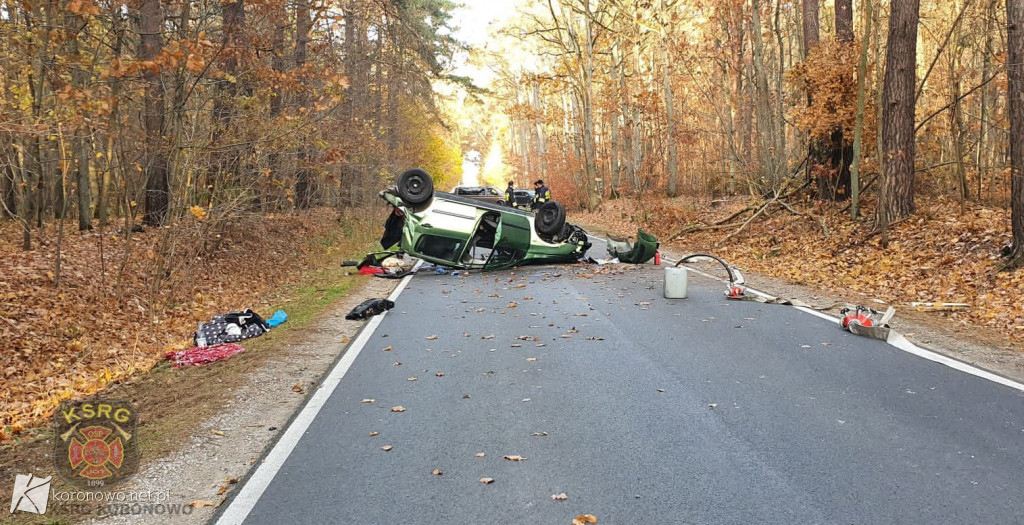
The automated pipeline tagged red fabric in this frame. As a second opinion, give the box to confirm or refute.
[358,266,385,275]
[165,343,245,367]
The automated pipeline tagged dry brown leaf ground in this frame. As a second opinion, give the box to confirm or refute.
[1,208,380,441]
[575,195,1024,345]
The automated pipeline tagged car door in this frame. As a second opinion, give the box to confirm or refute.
[485,212,531,270]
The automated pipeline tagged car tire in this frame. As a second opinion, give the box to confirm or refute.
[397,168,433,205]
[535,201,566,237]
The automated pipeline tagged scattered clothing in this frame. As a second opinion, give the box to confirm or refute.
[194,309,271,347]
[267,310,288,327]
[358,265,386,275]
[346,298,395,320]
[165,343,245,367]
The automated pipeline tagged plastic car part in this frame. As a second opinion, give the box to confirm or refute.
[535,201,566,236]
[397,168,434,205]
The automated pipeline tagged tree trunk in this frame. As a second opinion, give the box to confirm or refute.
[875,0,920,235]
[609,45,621,199]
[1,135,16,219]
[835,0,854,42]
[802,0,819,48]
[829,0,854,201]
[580,0,600,210]
[979,0,998,203]
[294,0,313,209]
[140,0,169,226]
[661,40,679,197]
[1005,0,1024,266]
[850,0,873,219]
[750,0,782,191]
[803,0,829,195]
[64,4,93,230]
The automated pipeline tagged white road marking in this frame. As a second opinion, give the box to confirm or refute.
[659,250,1024,394]
[222,240,1023,523]
[215,268,419,525]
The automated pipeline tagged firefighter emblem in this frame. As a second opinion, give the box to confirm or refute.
[54,399,139,489]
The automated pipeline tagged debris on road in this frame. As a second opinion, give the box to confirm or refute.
[345,298,395,320]
[842,305,896,340]
[606,229,660,264]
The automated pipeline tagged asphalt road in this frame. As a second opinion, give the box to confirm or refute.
[217,255,1024,525]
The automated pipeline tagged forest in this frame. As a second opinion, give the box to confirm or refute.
[2,0,1024,437]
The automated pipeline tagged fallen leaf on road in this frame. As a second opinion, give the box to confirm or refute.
[393,361,402,366]
[432,469,443,475]
[480,478,495,484]
[190,500,220,509]
[482,334,495,339]
[426,335,438,340]
[383,345,393,351]
[369,431,379,436]
[435,372,445,377]
[475,452,486,457]
[585,336,605,341]
[800,345,812,349]
[522,398,531,402]
[503,455,526,461]
[657,389,665,393]
[573,514,598,524]
[531,432,548,437]
[226,477,238,484]
[361,399,375,403]
[211,430,225,436]
[391,406,406,412]
[523,296,534,300]
[551,493,568,501]
[708,403,718,409]
[381,445,393,451]
[217,486,228,495]
[508,302,518,308]
[292,382,306,394]
[342,337,350,344]
[526,357,537,362]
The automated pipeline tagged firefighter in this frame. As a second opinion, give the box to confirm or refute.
[505,180,518,207]
[532,179,551,210]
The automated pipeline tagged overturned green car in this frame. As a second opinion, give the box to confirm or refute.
[380,168,591,271]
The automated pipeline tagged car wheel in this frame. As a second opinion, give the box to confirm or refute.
[397,168,434,205]
[535,201,566,237]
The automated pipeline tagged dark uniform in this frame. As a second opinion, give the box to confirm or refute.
[505,182,517,207]
[532,180,551,210]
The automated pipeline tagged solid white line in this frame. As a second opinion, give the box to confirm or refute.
[593,235,1024,394]
[664,254,1024,393]
[216,270,418,525]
